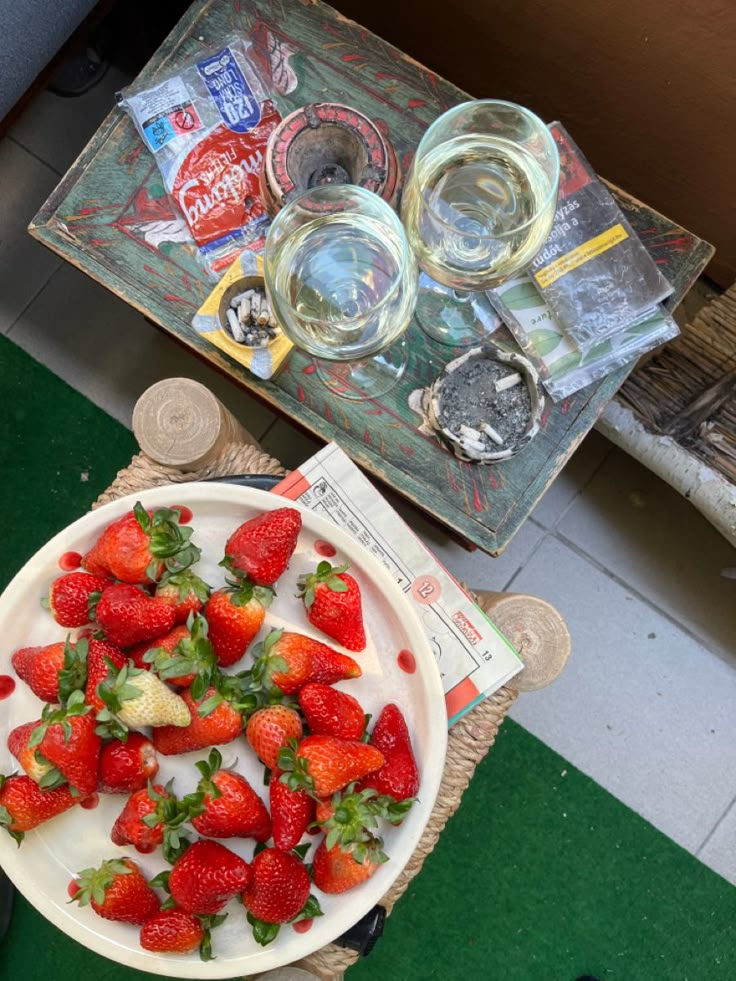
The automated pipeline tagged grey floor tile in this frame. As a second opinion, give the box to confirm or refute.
[557,448,736,662]
[9,67,131,175]
[508,537,736,855]
[698,798,736,885]
[0,139,63,333]
[260,418,325,472]
[7,263,276,438]
[531,429,613,528]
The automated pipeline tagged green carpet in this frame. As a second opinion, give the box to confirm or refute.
[2,335,735,981]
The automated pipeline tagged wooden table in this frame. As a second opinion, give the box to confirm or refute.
[29,0,713,554]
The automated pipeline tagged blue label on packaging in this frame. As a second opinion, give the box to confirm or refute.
[196,46,261,133]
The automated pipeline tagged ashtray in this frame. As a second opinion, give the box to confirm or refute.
[191,252,293,380]
[409,343,545,463]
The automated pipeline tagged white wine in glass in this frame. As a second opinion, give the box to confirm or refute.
[401,100,560,346]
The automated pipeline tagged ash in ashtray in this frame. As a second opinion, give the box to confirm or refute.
[437,358,532,450]
[224,288,280,348]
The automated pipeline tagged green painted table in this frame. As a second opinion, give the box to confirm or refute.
[29,0,713,554]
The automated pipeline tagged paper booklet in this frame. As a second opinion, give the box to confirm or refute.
[271,442,522,726]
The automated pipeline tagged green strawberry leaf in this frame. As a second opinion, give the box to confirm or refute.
[292,894,323,922]
[246,913,280,947]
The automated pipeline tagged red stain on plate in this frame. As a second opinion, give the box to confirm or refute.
[293,918,313,933]
[58,551,82,571]
[314,540,337,558]
[80,793,100,810]
[172,505,193,524]
[0,676,16,699]
[397,649,416,674]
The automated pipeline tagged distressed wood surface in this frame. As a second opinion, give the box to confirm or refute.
[29,0,713,554]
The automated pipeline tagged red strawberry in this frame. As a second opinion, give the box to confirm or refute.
[246,705,303,770]
[95,584,177,648]
[252,629,361,696]
[189,748,271,841]
[270,768,315,852]
[154,570,211,624]
[98,733,159,794]
[141,615,218,695]
[83,502,200,584]
[8,721,56,785]
[223,507,302,586]
[26,692,101,798]
[46,571,109,627]
[140,908,223,960]
[312,837,385,894]
[70,857,160,924]
[128,625,190,672]
[110,782,187,861]
[280,735,384,799]
[298,683,366,740]
[152,686,243,756]
[358,703,420,802]
[168,840,251,915]
[84,639,127,713]
[11,638,87,704]
[242,848,316,945]
[204,582,271,667]
[313,784,414,850]
[0,774,80,843]
[297,562,366,652]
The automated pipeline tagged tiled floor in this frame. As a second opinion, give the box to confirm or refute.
[3,74,736,887]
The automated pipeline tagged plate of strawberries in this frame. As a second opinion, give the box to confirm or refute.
[0,483,447,977]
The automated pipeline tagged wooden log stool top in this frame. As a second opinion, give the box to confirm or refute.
[95,382,571,981]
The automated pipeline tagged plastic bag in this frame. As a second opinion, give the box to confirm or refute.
[488,274,680,401]
[118,35,281,279]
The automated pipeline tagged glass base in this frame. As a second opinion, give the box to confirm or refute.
[414,272,499,347]
[313,338,408,401]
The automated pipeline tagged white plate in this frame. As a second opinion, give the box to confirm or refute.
[0,483,447,977]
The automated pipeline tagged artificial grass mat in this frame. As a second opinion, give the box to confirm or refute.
[1,334,735,980]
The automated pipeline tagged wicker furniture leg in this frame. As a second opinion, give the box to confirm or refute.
[92,431,570,981]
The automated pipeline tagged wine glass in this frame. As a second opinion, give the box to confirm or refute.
[401,100,560,347]
[264,184,418,401]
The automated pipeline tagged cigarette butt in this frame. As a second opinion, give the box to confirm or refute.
[226,308,246,342]
[250,292,262,320]
[460,424,483,441]
[480,422,504,446]
[238,298,251,324]
[495,372,522,393]
[257,306,270,326]
[268,313,279,329]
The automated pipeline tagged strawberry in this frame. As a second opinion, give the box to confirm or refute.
[204,582,272,667]
[279,735,384,799]
[246,705,303,770]
[70,857,160,924]
[140,908,225,961]
[84,639,126,713]
[8,721,55,785]
[110,782,189,861]
[312,837,385,894]
[96,660,190,735]
[98,733,159,794]
[24,691,101,797]
[223,507,302,586]
[45,571,110,627]
[94,584,177,648]
[189,748,271,841]
[83,502,200,584]
[11,637,87,705]
[0,773,80,843]
[155,570,211,624]
[128,625,190,672]
[242,847,319,946]
[152,686,243,756]
[168,840,251,915]
[270,768,314,852]
[252,629,361,696]
[297,562,366,652]
[358,703,420,802]
[298,683,366,740]
[314,783,413,851]
[142,615,218,696]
